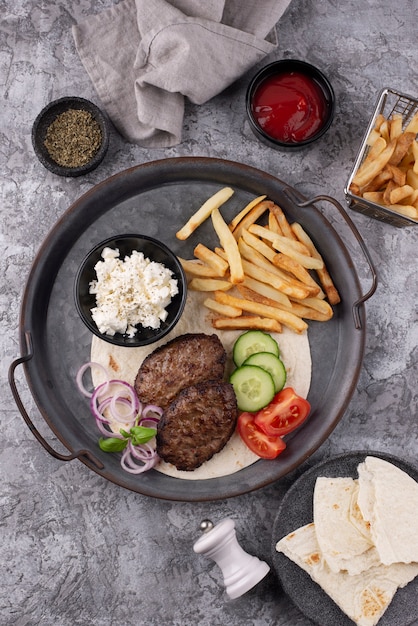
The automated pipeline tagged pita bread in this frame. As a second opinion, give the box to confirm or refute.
[313,477,381,575]
[90,290,312,479]
[276,456,418,625]
[276,523,418,626]
[357,456,418,565]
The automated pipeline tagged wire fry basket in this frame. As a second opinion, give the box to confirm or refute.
[345,88,418,227]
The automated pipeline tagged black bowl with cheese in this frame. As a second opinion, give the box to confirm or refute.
[74,234,187,347]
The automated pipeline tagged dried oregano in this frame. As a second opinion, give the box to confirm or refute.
[44,108,102,168]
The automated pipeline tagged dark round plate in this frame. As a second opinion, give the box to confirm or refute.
[17,157,366,501]
[271,451,418,626]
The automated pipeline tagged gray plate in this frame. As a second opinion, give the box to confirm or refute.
[271,451,418,626]
[16,157,366,501]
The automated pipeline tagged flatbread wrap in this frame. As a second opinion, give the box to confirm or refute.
[90,290,312,479]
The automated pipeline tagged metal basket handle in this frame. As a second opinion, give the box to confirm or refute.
[8,331,104,469]
[282,189,378,330]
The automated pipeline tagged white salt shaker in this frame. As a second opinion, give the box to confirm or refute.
[193,518,270,599]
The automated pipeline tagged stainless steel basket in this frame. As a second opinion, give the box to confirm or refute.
[345,88,418,227]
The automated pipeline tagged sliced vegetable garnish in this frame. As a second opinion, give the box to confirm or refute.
[233,330,279,366]
[237,412,286,459]
[243,351,287,393]
[99,437,129,452]
[76,361,110,398]
[121,441,159,474]
[90,380,141,427]
[254,387,311,437]
[230,364,275,412]
[76,363,163,476]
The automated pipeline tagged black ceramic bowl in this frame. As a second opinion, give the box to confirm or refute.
[74,234,187,347]
[246,59,335,149]
[32,96,110,176]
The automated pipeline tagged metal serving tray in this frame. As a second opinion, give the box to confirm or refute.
[9,157,376,501]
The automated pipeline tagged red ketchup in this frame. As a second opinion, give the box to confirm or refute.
[251,71,329,143]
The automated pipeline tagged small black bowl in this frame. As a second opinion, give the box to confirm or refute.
[246,59,335,150]
[74,235,187,347]
[32,96,110,177]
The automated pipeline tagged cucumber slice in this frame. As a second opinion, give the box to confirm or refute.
[229,364,275,412]
[243,352,287,393]
[233,330,280,367]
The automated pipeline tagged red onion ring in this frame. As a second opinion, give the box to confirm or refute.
[121,442,159,474]
[76,362,109,398]
[77,362,163,475]
[141,404,163,420]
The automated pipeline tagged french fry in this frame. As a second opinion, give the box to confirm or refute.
[241,276,292,309]
[291,223,341,305]
[179,258,221,277]
[383,179,398,205]
[212,316,282,333]
[241,227,277,263]
[362,166,393,192]
[272,235,324,270]
[389,184,414,205]
[412,140,418,175]
[236,285,329,322]
[273,252,322,294]
[203,298,242,317]
[363,191,385,204]
[228,195,266,231]
[193,243,229,276]
[230,200,273,241]
[239,238,318,298]
[363,136,387,164]
[373,113,386,130]
[405,111,418,134]
[237,284,292,311]
[387,164,406,186]
[366,128,382,147]
[387,204,418,219]
[406,167,418,190]
[211,207,244,284]
[189,278,233,291]
[176,187,234,240]
[248,224,311,255]
[388,132,415,166]
[241,256,312,301]
[288,302,333,322]
[268,211,283,235]
[215,291,308,333]
[352,139,396,188]
[291,296,333,318]
[269,203,297,239]
[390,113,403,140]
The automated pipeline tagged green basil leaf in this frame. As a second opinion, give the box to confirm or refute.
[129,425,156,445]
[119,429,131,439]
[99,437,128,452]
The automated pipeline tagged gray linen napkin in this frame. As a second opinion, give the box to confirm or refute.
[73,0,291,147]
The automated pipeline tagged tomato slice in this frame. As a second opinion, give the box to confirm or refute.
[254,387,310,437]
[237,412,286,459]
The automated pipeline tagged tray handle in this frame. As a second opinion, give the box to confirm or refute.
[8,331,104,469]
[282,189,378,330]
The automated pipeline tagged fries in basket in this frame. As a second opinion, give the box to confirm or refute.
[176,189,341,334]
[349,110,418,221]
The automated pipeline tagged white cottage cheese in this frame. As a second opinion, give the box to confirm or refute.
[89,247,179,337]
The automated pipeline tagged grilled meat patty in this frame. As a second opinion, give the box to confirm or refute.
[134,333,226,409]
[156,380,238,471]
